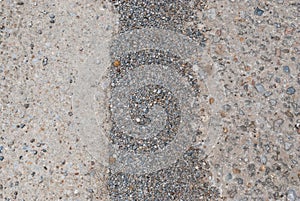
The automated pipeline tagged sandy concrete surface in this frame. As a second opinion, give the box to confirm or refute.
[1,0,299,200]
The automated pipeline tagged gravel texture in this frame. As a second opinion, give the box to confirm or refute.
[1,0,300,200]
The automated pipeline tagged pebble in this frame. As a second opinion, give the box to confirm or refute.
[222,104,231,111]
[0,145,3,153]
[49,13,55,19]
[42,57,48,66]
[283,66,290,73]
[284,142,293,151]
[273,118,284,129]
[286,87,296,95]
[287,189,297,201]
[269,99,277,106]
[226,173,233,181]
[255,83,265,93]
[264,91,273,97]
[236,178,244,185]
[0,156,4,161]
[254,7,264,16]
[261,155,267,164]
[113,60,120,67]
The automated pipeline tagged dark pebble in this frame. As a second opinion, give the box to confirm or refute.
[0,156,4,161]
[236,178,244,185]
[254,7,264,16]
[283,66,290,73]
[222,104,231,111]
[286,87,296,95]
[42,57,48,66]
[24,103,30,108]
[0,145,3,153]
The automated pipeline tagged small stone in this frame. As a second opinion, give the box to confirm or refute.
[269,99,277,106]
[284,142,293,151]
[0,146,3,153]
[109,156,116,164]
[285,110,294,118]
[261,155,267,164]
[225,173,232,181]
[24,103,30,108]
[287,189,297,201]
[283,66,290,73]
[236,178,243,185]
[264,91,272,97]
[247,163,256,176]
[209,97,214,104]
[87,188,94,193]
[255,83,265,93]
[244,66,251,71]
[232,168,241,174]
[222,104,231,111]
[49,14,55,19]
[0,156,4,161]
[254,7,264,16]
[273,119,284,129]
[286,87,296,95]
[239,109,245,115]
[259,165,266,171]
[42,57,48,66]
[113,60,121,67]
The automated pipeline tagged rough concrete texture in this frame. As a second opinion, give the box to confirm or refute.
[1,0,300,200]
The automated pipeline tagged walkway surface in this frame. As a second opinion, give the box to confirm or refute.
[1,0,299,200]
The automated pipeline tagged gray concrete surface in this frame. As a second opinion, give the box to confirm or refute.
[1,0,300,200]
